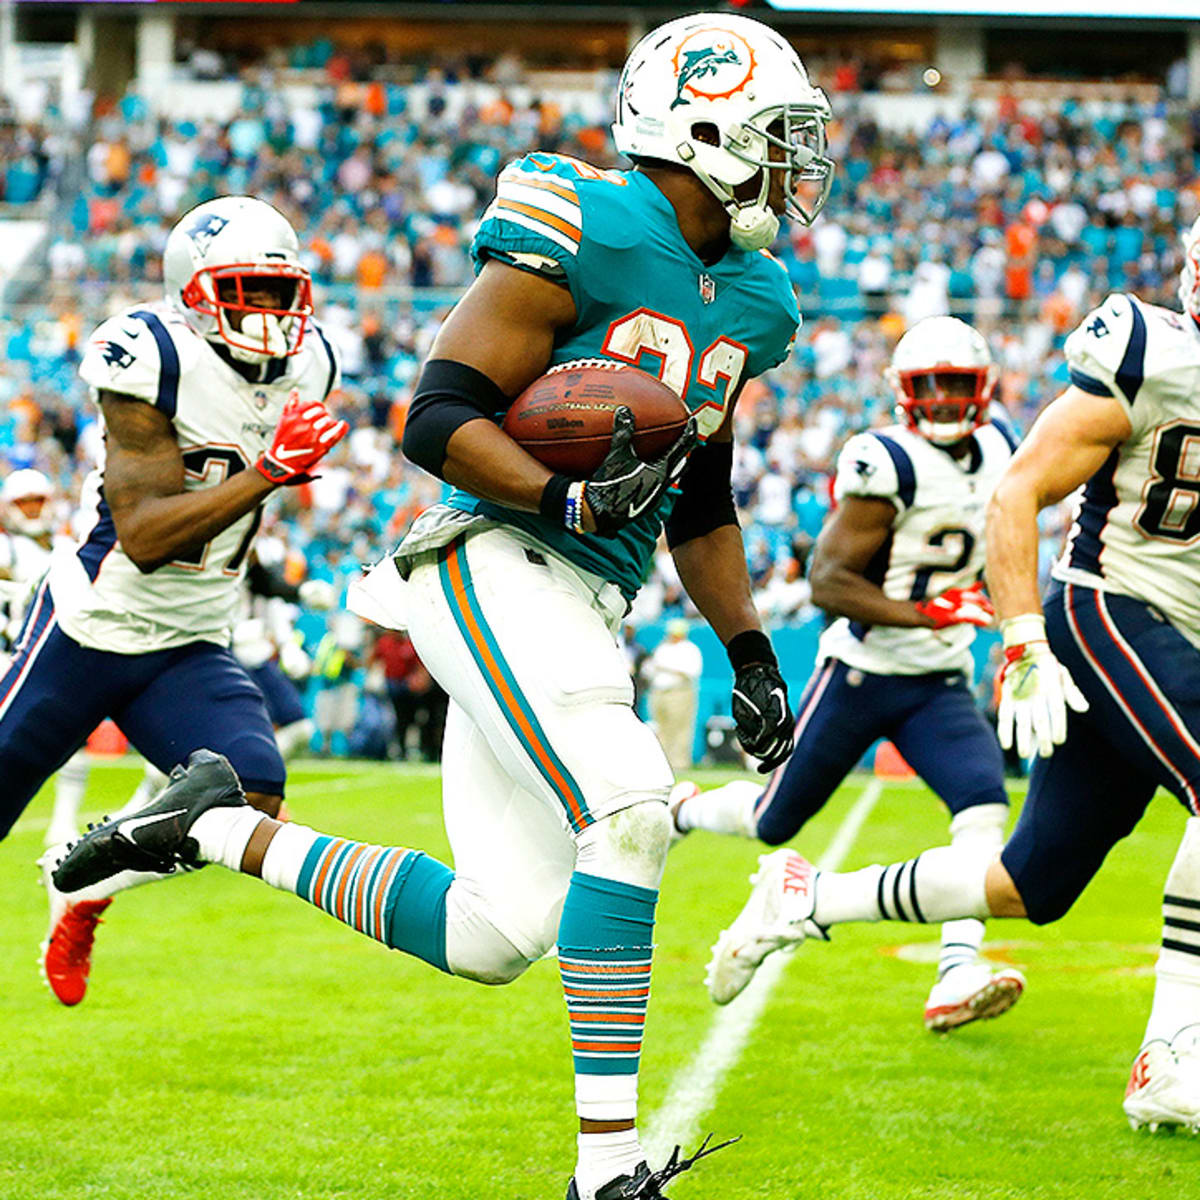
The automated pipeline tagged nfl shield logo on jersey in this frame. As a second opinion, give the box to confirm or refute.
[253,389,269,410]
[699,274,716,304]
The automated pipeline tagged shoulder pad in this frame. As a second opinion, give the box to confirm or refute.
[1064,292,1147,405]
[744,250,800,374]
[79,308,181,417]
[834,431,914,510]
[304,320,341,400]
[984,404,1020,453]
[474,153,585,270]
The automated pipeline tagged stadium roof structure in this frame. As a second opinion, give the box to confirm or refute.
[764,0,1198,17]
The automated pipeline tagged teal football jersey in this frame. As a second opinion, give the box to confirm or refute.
[446,152,800,600]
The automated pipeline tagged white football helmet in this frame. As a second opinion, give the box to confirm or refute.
[163,196,313,363]
[2,468,53,537]
[1179,215,1200,324]
[886,316,998,446]
[612,12,833,251]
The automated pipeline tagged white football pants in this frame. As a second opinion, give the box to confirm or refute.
[404,529,673,970]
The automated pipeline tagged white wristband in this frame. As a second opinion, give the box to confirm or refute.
[1000,612,1047,649]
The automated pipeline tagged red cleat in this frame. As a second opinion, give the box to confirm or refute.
[41,897,112,1007]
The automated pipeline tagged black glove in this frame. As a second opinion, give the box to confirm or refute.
[727,631,794,774]
[582,407,698,537]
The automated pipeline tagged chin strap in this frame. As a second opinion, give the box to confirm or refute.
[728,203,779,251]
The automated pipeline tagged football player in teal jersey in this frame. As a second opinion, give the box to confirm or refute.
[53,13,834,1197]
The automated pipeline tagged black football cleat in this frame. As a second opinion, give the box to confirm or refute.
[564,1134,740,1199]
[52,749,245,892]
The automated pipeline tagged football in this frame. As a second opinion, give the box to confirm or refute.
[501,359,690,477]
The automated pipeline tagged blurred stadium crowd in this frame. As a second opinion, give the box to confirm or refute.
[3,40,1199,755]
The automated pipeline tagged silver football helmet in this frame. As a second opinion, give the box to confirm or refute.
[163,196,312,363]
[886,317,998,446]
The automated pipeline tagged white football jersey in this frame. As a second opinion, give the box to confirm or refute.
[1054,292,1200,646]
[49,303,339,653]
[819,415,1016,676]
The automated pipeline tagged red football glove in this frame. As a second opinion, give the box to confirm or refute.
[255,390,349,486]
[915,580,995,630]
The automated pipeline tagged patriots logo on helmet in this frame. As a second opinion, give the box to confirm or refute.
[97,340,135,370]
[854,459,876,481]
[671,31,755,109]
[186,211,229,253]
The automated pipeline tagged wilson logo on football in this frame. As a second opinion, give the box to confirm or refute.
[671,29,757,110]
[782,854,813,898]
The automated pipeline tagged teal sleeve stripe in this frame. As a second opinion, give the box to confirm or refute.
[383,851,454,974]
[295,834,335,901]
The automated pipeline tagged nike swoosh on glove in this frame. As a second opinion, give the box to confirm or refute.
[916,580,995,630]
[997,612,1089,758]
[731,662,795,774]
[583,407,697,537]
[256,389,349,485]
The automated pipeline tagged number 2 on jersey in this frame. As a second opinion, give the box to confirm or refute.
[171,446,261,573]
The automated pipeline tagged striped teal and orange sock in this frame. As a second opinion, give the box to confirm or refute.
[260,822,454,972]
[558,871,657,1123]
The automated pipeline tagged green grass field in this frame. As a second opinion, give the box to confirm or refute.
[1,760,1196,1199]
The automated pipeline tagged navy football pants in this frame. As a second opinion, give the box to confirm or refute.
[753,656,1007,846]
[1003,581,1200,923]
[0,582,284,841]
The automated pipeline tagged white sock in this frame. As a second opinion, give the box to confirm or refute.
[47,751,89,845]
[675,779,761,838]
[259,822,322,891]
[813,845,991,927]
[1143,817,1200,1046]
[574,1129,643,1198]
[937,918,986,979]
[189,806,268,872]
[936,804,1007,979]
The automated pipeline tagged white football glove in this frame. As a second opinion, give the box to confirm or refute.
[997,613,1089,758]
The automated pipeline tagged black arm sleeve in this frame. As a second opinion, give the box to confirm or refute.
[664,438,738,550]
[401,359,510,478]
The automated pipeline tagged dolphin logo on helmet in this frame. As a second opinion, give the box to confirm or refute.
[671,42,745,109]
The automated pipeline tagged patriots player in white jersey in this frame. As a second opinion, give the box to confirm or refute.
[705,221,1200,1133]
[678,317,1024,1030]
[3,195,348,1007]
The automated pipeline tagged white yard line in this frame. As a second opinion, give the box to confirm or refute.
[642,777,884,1163]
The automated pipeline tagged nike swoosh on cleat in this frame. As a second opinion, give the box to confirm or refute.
[119,809,188,843]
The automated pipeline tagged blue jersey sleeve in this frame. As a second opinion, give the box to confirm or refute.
[471,154,585,307]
